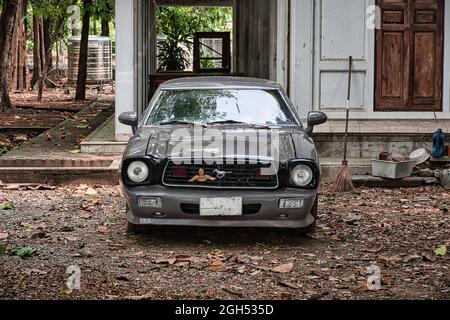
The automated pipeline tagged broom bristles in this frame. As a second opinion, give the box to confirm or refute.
[330,164,354,193]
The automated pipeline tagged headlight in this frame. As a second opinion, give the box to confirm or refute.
[290,164,313,187]
[127,161,149,183]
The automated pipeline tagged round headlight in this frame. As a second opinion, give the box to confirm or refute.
[127,161,149,183]
[291,164,313,187]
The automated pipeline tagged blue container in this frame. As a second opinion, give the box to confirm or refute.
[432,129,446,158]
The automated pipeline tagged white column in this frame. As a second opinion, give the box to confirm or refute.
[115,0,135,142]
[290,0,314,118]
[275,0,289,90]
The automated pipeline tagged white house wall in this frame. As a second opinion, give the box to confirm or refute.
[291,0,450,120]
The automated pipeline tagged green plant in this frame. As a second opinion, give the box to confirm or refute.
[157,34,192,72]
[9,247,37,258]
[0,146,11,155]
[156,6,232,72]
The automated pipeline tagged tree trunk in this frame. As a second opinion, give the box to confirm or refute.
[75,0,92,101]
[43,18,52,70]
[101,19,110,37]
[0,0,22,111]
[9,0,29,92]
[31,16,43,87]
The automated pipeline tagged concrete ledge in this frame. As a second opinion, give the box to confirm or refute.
[320,158,372,183]
[0,160,121,186]
[352,175,440,188]
[0,159,113,168]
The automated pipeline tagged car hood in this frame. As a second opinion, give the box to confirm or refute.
[123,126,318,162]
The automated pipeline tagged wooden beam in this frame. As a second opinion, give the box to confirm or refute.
[154,0,233,7]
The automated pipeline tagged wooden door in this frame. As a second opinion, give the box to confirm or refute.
[375,0,444,111]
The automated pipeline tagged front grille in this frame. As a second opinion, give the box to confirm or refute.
[163,161,279,189]
[180,203,261,215]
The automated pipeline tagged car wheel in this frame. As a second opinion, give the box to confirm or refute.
[293,196,318,236]
[126,221,151,235]
[125,204,151,235]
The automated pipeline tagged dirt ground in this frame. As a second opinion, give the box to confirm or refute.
[0,185,449,300]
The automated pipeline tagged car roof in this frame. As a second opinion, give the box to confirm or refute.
[159,76,282,90]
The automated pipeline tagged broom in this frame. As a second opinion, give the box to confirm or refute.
[330,56,355,193]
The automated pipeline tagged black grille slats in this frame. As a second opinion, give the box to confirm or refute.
[163,161,278,189]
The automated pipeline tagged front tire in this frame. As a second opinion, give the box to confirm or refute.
[126,221,151,235]
[125,203,151,235]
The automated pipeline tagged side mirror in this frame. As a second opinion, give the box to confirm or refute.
[306,111,327,136]
[119,112,138,134]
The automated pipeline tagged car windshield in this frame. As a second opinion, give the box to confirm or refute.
[146,89,297,126]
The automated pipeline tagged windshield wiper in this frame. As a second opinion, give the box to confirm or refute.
[207,120,272,129]
[158,120,201,126]
[207,120,247,125]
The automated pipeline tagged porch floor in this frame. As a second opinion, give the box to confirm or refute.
[315,119,450,134]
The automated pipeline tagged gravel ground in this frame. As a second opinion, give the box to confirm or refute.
[0,185,449,300]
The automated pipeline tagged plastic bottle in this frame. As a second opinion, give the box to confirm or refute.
[432,129,446,158]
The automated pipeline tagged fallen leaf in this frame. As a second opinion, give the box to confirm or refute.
[13,134,29,143]
[85,187,97,196]
[97,226,108,233]
[272,263,294,274]
[222,286,243,297]
[204,288,217,299]
[76,123,91,129]
[45,132,53,141]
[116,275,131,282]
[422,251,437,262]
[376,255,402,266]
[80,213,92,220]
[175,255,195,263]
[275,292,293,300]
[207,260,226,272]
[0,232,9,240]
[154,257,177,265]
[302,288,317,295]
[59,226,75,232]
[65,236,80,242]
[20,222,47,230]
[363,244,384,254]
[435,246,447,256]
[278,281,299,289]
[81,205,96,212]
[352,283,370,293]
[61,284,73,295]
[123,293,153,300]
[76,134,87,143]
[403,255,422,263]
[69,149,81,154]
[1,201,14,210]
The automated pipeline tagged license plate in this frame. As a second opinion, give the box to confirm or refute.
[200,197,243,216]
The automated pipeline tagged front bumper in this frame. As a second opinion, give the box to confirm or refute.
[123,185,318,229]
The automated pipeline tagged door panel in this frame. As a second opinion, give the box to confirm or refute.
[375,0,444,111]
[313,0,373,111]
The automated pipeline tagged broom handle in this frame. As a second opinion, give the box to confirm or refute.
[343,56,353,165]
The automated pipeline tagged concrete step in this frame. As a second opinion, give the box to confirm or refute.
[0,160,121,186]
[80,116,127,154]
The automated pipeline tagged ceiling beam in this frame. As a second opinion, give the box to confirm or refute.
[155,0,233,7]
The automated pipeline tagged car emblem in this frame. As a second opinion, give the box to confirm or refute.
[189,168,216,182]
[213,169,232,180]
